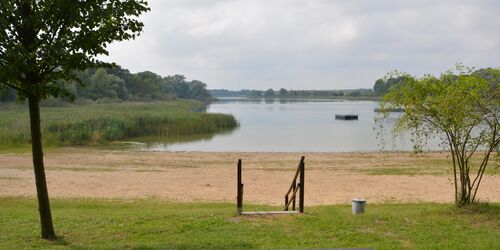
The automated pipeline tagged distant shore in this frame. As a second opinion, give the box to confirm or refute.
[213,96,381,101]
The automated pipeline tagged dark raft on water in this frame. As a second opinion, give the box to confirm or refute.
[335,114,359,120]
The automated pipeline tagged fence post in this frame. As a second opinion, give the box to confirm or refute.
[299,157,305,213]
[284,195,289,211]
[237,159,243,215]
[292,179,296,211]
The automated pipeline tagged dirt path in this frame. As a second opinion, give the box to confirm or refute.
[1,149,499,205]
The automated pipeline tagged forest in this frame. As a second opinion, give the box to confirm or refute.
[0,66,213,104]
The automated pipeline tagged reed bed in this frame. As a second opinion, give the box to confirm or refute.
[0,100,237,146]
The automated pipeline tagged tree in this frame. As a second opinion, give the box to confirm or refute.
[91,68,129,100]
[0,0,149,239]
[373,79,385,96]
[188,80,212,101]
[379,66,499,207]
[264,88,275,98]
[373,76,407,96]
[279,88,288,97]
[348,90,361,97]
[248,90,262,98]
[134,71,162,98]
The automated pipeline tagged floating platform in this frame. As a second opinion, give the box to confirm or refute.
[335,114,359,120]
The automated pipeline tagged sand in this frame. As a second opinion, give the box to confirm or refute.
[0,149,499,205]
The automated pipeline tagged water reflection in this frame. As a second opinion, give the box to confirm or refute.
[134,128,237,151]
[141,98,442,152]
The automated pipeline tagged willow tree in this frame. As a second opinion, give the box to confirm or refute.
[0,0,149,239]
[380,66,499,207]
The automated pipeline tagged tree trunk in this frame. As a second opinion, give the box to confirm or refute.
[28,95,56,239]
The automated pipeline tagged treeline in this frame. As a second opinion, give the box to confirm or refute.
[0,66,214,103]
[211,67,499,99]
[373,67,500,96]
[210,88,375,98]
[373,77,407,96]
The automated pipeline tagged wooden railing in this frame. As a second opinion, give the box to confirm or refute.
[236,156,305,215]
[284,156,305,213]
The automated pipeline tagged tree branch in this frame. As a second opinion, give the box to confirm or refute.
[4,82,22,92]
[471,124,498,200]
[446,132,459,204]
[38,1,77,75]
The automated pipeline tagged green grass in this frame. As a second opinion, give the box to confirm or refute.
[0,144,34,154]
[364,164,499,176]
[360,157,499,176]
[0,176,20,180]
[0,198,498,249]
[0,100,237,147]
[363,166,446,176]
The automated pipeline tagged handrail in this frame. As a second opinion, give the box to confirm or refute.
[237,156,305,215]
[285,183,300,209]
[285,156,305,197]
[284,156,305,212]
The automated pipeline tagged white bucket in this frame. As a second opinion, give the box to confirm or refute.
[352,198,366,215]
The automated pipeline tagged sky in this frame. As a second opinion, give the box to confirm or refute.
[103,0,500,90]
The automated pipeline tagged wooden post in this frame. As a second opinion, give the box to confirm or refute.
[237,159,243,215]
[292,179,296,211]
[284,195,289,211]
[299,157,305,213]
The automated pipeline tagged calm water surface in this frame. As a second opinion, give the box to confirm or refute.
[145,99,441,152]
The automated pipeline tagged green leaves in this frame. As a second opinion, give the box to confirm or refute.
[382,66,493,138]
[0,0,150,100]
[379,65,500,206]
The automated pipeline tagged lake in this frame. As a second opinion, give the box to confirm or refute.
[144,98,442,152]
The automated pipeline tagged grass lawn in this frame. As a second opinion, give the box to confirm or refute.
[0,198,498,249]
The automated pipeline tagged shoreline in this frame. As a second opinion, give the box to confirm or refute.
[1,149,498,205]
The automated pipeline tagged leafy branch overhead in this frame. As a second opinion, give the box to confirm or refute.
[0,0,150,99]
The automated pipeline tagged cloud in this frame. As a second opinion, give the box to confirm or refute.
[103,0,500,89]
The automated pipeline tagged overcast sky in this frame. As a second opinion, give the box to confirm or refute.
[104,0,500,90]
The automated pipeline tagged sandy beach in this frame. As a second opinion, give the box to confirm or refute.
[1,149,499,205]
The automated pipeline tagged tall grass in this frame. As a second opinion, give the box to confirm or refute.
[0,100,237,146]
